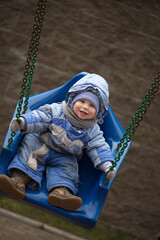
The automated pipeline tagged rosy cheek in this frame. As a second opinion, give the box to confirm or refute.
[92,108,96,115]
[73,104,79,115]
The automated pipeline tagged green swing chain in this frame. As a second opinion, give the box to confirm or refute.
[104,72,160,185]
[8,0,47,147]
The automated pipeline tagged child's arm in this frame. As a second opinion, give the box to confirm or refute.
[86,124,116,180]
[9,103,55,133]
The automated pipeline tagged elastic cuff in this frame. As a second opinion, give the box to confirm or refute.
[19,117,26,129]
[99,161,112,171]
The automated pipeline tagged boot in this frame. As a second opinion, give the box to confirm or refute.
[0,169,30,200]
[48,186,82,211]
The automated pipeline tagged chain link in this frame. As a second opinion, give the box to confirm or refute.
[104,72,160,185]
[8,0,47,147]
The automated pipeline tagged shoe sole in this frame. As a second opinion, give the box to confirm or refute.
[48,194,82,211]
[0,175,25,200]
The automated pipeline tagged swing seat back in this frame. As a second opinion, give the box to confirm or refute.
[0,72,131,229]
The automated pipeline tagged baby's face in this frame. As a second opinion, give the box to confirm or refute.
[73,99,96,120]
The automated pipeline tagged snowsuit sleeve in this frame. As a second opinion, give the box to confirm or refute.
[86,124,115,168]
[21,104,55,133]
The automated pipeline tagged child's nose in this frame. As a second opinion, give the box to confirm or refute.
[83,103,88,109]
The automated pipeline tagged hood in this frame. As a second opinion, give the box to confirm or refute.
[65,73,109,120]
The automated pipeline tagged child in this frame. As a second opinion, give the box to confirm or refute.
[0,73,116,211]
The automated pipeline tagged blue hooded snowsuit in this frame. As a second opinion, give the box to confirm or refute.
[8,74,114,194]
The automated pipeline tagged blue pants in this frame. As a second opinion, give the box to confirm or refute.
[8,134,79,194]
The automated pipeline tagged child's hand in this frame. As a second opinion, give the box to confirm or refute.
[9,118,24,132]
[104,167,116,180]
[100,162,116,180]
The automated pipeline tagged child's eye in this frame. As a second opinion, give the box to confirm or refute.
[90,104,95,108]
[80,99,85,103]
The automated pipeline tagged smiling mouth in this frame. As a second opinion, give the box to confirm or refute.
[79,110,88,115]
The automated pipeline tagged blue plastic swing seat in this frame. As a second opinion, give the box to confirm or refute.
[0,72,131,229]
